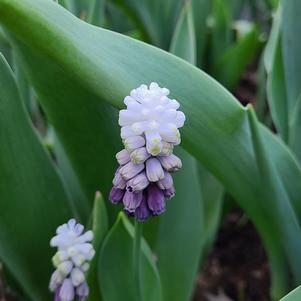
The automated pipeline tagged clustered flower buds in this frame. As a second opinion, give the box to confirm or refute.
[49,219,95,301]
[109,82,185,222]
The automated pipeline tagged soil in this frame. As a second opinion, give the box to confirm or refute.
[193,209,270,301]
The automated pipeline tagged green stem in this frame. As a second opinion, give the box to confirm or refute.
[133,220,143,301]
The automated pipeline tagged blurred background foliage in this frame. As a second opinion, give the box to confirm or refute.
[1,0,301,300]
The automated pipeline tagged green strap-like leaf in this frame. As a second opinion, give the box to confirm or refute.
[9,34,121,221]
[191,0,211,67]
[198,165,223,257]
[264,5,288,142]
[87,0,105,26]
[289,94,301,163]
[248,105,301,297]
[0,53,73,300]
[281,0,301,117]
[87,192,108,301]
[154,148,203,301]
[154,5,213,300]
[209,0,233,67]
[1,0,301,293]
[170,1,196,65]
[213,25,260,90]
[99,213,162,301]
[108,0,182,48]
[280,286,301,301]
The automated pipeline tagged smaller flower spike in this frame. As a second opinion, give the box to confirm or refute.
[109,83,186,222]
[49,219,95,301]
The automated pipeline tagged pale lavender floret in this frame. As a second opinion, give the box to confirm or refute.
[146,158,164,182]
[112,170,126,189]
[147,184,165,215]
[120,161,145,180]
[59,279,74,301]
[50,220,94,301]
[163,187,175,199]
[57,261,73,277]
[158,154,182,171]
[55,287,61,301]
[109,187,124,204]
[130,147,151,164]
[157,171,173,190]
[70,267,85,287]
[121,126,136,139]
[135,196,151,222]
[123,136,145,152]
[115,149,131,165]
[159,126,181,145]
[126,172,149,192]
[76,282,89,301]
[158,141,173,156]
[145,131,163,156]
[49,270,64,291]
[123,191,143,213]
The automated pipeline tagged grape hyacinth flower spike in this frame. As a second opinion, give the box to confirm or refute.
[49,219,95,301]
[109,82,186,222]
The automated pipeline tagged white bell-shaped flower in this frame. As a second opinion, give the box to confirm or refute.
[119,82,185,156]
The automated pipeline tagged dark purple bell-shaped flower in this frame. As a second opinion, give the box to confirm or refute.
[147,184,166,215]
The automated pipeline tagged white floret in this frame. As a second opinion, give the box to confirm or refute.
[118,83,185,155]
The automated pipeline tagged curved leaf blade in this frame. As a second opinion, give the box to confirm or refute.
[0,53,72,300]
[282,0,301,116]
[213,25,260,90]
[280,286,301,301]
[155,148,203,301]
[1,1,301,292]
[99,213,162,301]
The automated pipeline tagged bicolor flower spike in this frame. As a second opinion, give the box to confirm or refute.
[119,82,185,155]
[109,82,186,222]
[49,219,95,301]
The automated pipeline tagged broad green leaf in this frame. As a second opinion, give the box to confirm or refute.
[281,0,301,116]
[53,131,91,222]
[2,1,301,294]
[6,33,121,222]
[99,213,162,301]
[280,286,301,301]
[0,53,73,300]
[264,5,288,142]
[213,25,260,90]
[87,192,108,301]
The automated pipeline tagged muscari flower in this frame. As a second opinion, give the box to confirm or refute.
[49,219,95,301]
[109,82,186,222]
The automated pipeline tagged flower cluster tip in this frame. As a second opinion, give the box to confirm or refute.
[109,82,186,222]
[49,219,95,301]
